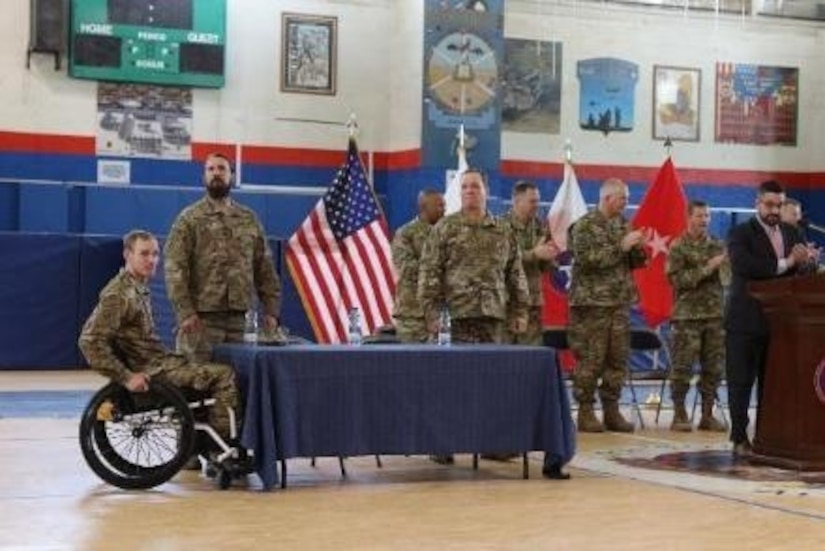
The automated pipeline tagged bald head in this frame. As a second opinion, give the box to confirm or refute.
[599,178,629,218]
[418,189,445,225]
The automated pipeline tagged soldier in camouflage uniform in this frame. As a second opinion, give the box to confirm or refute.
[164,153,281,362]
[499,181,560,345]
[418,169,530,345]
[391,189,445,342]
[417,169,530,466]
[569,178,648,433]
[79,230,238,441]
[666,200,728,432]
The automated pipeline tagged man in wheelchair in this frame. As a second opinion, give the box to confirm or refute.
[78,229,250,487]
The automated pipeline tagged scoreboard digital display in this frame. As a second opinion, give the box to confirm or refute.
[69,0,226,88]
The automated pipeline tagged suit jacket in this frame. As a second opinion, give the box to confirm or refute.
[725,216,808,335]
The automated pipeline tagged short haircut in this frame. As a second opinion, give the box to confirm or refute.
[599,177,627,201]
[758,180,785,196]
[417,188,442,206]
[688,200,708,215]
[512,180,537,197]
[461,168,488,191]
[783,197,801,208]
[205,152,232,168]
[123,229,156,251]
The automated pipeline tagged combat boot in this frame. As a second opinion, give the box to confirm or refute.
[576,403,604,433]
[602,401,634,433]
[698,398,726,432]
[670,401,693,432]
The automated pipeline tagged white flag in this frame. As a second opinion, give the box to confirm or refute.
[547,161,587,250]
[444,142,468,215]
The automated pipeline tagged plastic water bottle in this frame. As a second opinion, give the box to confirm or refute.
[437,306,451,346]
[347,308,363,346]
[243,310,258,344]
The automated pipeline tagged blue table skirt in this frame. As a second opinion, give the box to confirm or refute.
[213,344,576,489]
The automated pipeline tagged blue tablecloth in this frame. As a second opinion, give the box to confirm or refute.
[213,344,576,489]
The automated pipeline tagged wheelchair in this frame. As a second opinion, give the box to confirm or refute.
[79,381,252,490]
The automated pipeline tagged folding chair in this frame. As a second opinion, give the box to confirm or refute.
[626,328,667,430]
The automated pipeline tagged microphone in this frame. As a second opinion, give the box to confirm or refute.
[800,219,825,236]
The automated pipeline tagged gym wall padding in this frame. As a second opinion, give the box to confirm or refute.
[0,232,310,369]
[0,233,84,368]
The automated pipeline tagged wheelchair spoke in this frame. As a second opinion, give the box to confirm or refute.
[81,382,196,489]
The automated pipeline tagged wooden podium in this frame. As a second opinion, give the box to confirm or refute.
[749,273,825,470]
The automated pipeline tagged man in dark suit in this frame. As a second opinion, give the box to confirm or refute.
[726,180,818,458]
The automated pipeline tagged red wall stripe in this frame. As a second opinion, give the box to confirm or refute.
[501,158,825,188]
[0,131,95,155]
[2,130,825,187]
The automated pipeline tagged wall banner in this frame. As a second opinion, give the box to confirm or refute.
[422,0,504,170]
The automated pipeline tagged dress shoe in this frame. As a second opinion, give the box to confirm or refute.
[542,464,571,480]
[429,454,454,465]
[732,440,753,459]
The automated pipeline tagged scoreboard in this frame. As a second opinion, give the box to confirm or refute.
[69,0,227,88]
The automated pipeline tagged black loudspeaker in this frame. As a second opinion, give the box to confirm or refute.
[28,0,66,68]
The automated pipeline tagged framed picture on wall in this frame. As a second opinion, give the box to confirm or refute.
[281,13,337,95]
[652,65,701,142]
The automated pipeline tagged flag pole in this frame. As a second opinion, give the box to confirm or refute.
[348,113,389,223]
[347,112,374,188]
[650,134,676,397]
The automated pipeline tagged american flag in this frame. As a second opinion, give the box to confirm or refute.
[285,139,396,343]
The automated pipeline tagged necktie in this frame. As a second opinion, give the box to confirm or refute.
[768,227,784,259]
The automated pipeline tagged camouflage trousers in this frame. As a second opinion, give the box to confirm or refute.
[394,316,430,343]
[505,306,542,346]
[452,317,505,344]
[151,355,239,439]
[176,310,245,363]
[669,318,724,401]
[568,305,630,404]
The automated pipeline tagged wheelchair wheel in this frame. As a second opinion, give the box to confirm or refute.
[79,381,196,490]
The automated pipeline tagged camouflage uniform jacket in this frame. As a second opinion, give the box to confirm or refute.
[164,197,281,324]
[417,211,530,323]
[500,210,554,307]
[569,210,647,307]
[666,233,726,321]
[79,270,178,386]
[391,216,431,319]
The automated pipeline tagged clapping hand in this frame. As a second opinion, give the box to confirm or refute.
[621,228,646,251]
[706,252,727,271]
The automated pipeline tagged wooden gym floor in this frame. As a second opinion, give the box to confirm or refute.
[1,370,823,550]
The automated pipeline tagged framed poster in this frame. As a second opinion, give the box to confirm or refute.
[281,13,337,95]
[715,62,798,146]
[653,65,701,142]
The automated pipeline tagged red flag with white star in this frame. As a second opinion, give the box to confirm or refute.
[631,157,688,327]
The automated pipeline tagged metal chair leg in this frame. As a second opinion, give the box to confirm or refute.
[280,459,288,489]
[626,371,645,430]
[655,365,674,425]
[522,453,529,480]
[338,456,347,478]
[716,389,730,427]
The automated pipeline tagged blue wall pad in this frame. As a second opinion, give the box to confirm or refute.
[0,233,82,368]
